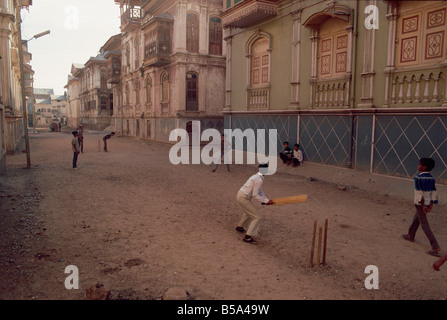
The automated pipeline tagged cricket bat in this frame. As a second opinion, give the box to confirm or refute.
[262,194,308,205]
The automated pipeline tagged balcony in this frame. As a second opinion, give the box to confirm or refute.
[143,41,171,67]
[386,66,447,108]
[313,77,350,108]
[108,69,121,85]
[221,0,279,28]
[142,18,173,67]
[247,86,270,110]
[120,7,141,32]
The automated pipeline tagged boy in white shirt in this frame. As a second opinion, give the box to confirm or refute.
[292,144,303,167]
[235,163,274,244]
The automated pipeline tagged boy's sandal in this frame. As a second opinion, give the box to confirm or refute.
[427,250,441,257]
[402,234,414,242]
[243,236,258,245]
[235,226,246,233]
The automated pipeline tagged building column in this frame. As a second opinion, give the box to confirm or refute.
[359,0,377,108]
[289,9,302,110]
[309,29,319,108]
[177,63,186,113]
[224,34,232,111]
[175,2,187,52]
[199,64,207,113]
[0,11,13,107]
[199,6,208,55]
[383,4,399,107]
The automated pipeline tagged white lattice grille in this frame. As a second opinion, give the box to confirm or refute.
[299,116,352,167]
[373,116,447,180]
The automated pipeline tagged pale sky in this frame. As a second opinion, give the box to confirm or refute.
[22,0,121,95]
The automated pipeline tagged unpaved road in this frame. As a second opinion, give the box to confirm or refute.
[1,129,446,300]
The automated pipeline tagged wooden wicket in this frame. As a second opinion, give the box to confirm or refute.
[317,226,322,265]
[322,218,328,265]
[309,218,328,267]
[309,219,317,268]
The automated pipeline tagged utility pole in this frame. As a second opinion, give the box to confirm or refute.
[16,5,31,168]
[16,3,50,168]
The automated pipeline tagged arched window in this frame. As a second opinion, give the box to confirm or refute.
[209,17,222,55]
[318,18,349,79]
[161,72,169,103]
[186,13,199,53]
[186,72,198,111]
[303,7,352,108]
[251,37,270,87]
[245,31,272,110]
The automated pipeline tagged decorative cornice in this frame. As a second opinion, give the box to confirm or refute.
[222,0,278,28]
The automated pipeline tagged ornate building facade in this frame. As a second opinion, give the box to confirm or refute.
[0,0,32,172]
[65,64,84,128]
[66,34,121,131]
[113,0,226,141]
[223,0,447,182]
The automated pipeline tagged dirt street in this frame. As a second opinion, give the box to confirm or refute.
[0,129,446,300]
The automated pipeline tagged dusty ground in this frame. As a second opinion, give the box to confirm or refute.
[0,128,446,300]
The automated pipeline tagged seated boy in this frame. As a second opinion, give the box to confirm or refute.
[292,144,303,167]
[279,141,293,164]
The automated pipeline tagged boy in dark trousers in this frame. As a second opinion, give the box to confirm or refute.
[433,254,447,271]
[71,131,80,169]
[212,134,231,172]
[403,158,440,256]
[78,124,84,153]
[103,132,115,152]
[279,141,293,164]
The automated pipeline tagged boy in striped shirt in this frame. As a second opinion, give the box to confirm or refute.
[403,158,440,257]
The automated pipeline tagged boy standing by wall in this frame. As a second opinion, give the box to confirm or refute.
[403,158,440,257]
[71,131,80,169]
[78,124,84,153]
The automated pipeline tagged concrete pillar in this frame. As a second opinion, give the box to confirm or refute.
[224,35,232,111]
[199,6,207,55]
[199,64,206,113]
[175,2,187,52]
[289,9,302,110]
[383,5,399,107]
[0,11,13,107]
[177,64,186,112]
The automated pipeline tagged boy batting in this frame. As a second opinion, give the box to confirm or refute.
[235,163,274,244]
